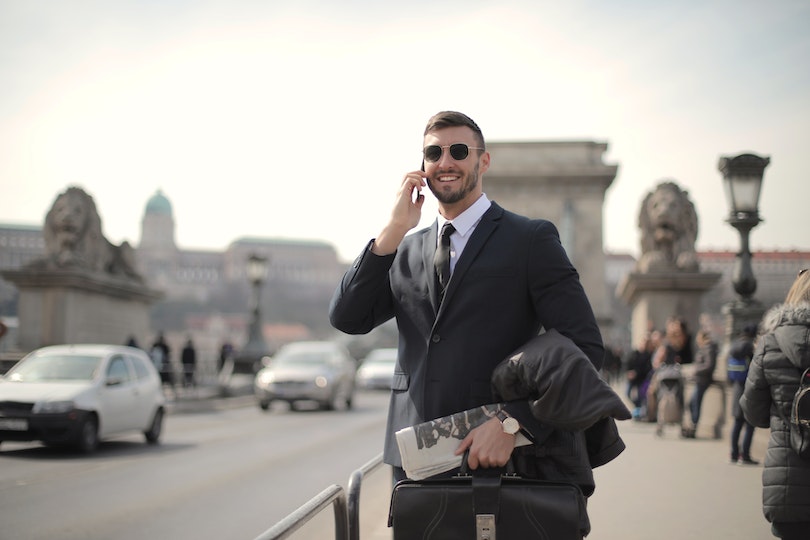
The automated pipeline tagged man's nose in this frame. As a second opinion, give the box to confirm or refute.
[437,147,455,167]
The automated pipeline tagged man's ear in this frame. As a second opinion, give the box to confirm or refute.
[479,151,491,174]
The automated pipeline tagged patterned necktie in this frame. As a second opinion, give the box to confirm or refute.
[434,222,455,298]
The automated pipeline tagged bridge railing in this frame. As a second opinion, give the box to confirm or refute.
[252,452,385,540]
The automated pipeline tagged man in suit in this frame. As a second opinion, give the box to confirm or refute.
[329,111,604,481]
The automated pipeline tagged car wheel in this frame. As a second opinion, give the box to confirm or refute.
[322,392,339,411]
[345,384,355,409]
[76,415,99,454]
[144,408,164,444]
[259,399,271,411]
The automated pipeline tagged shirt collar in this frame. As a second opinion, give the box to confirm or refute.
[437,194,491,238]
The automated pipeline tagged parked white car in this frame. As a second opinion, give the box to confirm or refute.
[0,344,166,453]
[254,341,356,411]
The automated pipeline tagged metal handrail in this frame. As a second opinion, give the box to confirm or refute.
[252,451,386,540]
[347,453,385,540]
[252,484,349,540]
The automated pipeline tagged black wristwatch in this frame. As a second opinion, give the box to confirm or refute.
[497,410,520,435]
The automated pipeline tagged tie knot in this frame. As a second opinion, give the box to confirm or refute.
[440,222,455,239]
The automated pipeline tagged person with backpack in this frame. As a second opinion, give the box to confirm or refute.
[740,269,810,539]
[728,324,758,463]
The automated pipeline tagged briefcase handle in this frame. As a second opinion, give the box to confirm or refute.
[457,450,518,478]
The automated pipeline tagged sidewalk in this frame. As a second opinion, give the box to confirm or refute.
[587,418,770,539]
[170,379,774,539]
[358,379,772,540]
[163,376,255,414]
[356,416,771,540]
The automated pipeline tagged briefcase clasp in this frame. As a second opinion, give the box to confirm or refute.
[476,513,496,540]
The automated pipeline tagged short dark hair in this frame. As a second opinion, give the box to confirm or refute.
[424,111,485,150]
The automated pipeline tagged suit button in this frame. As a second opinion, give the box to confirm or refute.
[432,334,440,343]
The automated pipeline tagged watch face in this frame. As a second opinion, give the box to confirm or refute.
[502,416,520,435]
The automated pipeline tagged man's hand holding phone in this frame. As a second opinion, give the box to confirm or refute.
[371,171,427,256]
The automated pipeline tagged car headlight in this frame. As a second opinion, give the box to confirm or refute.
[257,371,275,386]
[32,400,76,414]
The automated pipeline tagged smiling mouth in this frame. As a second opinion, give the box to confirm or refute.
[435,175,459,183]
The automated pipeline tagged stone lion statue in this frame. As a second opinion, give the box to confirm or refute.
[32,186,142,281]
[637,181,699,273]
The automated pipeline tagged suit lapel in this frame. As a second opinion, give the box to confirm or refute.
[440,203,504,308]
[423,221,441,313]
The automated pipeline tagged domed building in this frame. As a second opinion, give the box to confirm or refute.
[141,190,176,249]
[138,190,179,290]
[134,189,347,357]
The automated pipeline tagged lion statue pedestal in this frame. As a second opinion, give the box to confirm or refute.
[617,180,723,438]
[618,272,720,347]
[2,187,162,351]
[617,181,721,343]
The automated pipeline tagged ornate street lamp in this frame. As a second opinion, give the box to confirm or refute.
[239,254,270,373]
[718,153,770,304]
[715,153,769,436]
[217,252,272,387]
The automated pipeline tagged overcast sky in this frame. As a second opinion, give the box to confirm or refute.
[1,0,808,262]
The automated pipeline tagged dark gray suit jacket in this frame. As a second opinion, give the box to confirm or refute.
[329,202,604,467]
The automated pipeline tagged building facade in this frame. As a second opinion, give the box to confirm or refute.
[0,191,348,371]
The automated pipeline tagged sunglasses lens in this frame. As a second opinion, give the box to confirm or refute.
[423,145,442,163]
[449,144,470,160]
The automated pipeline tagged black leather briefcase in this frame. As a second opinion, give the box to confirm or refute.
[388,466,588,539]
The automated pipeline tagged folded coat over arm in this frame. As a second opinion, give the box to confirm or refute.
[492,329,631,468]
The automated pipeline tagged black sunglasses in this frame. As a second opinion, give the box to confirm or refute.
[422,143,484,163]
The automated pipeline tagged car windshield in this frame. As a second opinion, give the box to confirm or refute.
[5,354,102,382]
[273,351,331,367]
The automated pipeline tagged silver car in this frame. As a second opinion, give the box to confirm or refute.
[356,348,398,390]
[254,341,356,411]
[0,344,166,453]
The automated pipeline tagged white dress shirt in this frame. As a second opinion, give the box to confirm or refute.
[436,194,492,275]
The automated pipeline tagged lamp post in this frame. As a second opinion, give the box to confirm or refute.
[239,254,270,374]
[219,253,271,395]
[718,153,769,306]
[713,153,769,438]
[227,253,269,384]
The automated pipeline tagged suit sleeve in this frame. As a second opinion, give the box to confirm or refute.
[527,221,605,370]
[329,240,397,335]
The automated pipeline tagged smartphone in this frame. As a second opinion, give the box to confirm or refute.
[414,160,425,203]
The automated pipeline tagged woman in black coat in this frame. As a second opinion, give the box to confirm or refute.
[740,269,810,539]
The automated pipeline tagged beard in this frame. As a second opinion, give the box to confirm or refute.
[427,162,480,205]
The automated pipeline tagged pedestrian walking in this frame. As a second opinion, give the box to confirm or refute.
[729,325,758,464]
[181,337,197,390]
[740,269,810,539]
[151,332,175,399]
[682,329,717,438]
